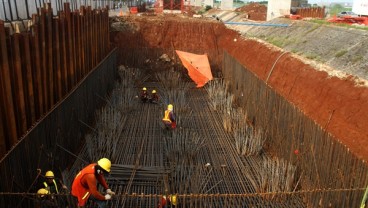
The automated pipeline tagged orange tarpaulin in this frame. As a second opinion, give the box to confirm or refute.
[176,50,213,88]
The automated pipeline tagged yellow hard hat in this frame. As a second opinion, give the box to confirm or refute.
[152,90,156,93]
[143,87,147,91]
[45,171,54,178]
[170,194,177,205]
[37,188,49,196]
[168,104,173,111]
[97,158,111,173]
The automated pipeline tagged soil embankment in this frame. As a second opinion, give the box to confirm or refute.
[111,15,368,161]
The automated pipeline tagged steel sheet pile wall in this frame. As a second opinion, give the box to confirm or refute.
[0,0,116,20]
[0,2,110,157]
[0,49,117,207]
[222,51,368,207]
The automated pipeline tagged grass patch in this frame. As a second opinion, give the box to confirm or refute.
[352,55,363,63]
[304,53,319,60]
[265,37,285,48]
[335,50,347,58]
[305,24,321,34]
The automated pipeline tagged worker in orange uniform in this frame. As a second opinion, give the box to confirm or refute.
[162,104,176,130]
[141,87,149,103]
[149,89,159,104]
[71,158,115,208]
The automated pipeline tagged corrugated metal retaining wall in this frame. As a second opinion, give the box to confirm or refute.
[222,51,368,207]
[0,2,110,157]
[0,0,116,21]
[0,48,117,208]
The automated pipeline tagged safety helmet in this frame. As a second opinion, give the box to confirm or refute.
[170,195,178,205]
[45,171,54,178]
[37,188,49,196]
[97,158,111,173]
[168,104,173,111]
[152,90,156,93]
[143,87,147,91]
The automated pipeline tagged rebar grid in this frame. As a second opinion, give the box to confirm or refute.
[54,62,367,208]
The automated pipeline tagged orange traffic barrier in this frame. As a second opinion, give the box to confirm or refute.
[130,7,138,14]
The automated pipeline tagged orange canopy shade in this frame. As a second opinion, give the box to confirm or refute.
[176,50,213,88]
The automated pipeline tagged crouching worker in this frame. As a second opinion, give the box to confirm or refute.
[141,87,149,103]
[35,188,57,208]
[162,104,176,130]
[71,158,116,208]
[149,90,159,104]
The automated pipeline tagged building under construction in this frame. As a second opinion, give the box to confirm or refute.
[0,1,368,208]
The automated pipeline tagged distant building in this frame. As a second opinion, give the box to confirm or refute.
[267,0,291,20]
[352,0,368,15]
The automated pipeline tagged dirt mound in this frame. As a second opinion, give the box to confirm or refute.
[234,3,267,21]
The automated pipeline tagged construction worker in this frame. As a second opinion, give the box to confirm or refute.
[35,188,57,207]
[141,87,149,103]
[162,104,176,130]
[71,158,115,208]
[158,194,177,208]
[41,170,68,194]
[35,170,68,207]
[149,89,159,104]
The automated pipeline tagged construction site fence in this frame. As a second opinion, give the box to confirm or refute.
[0,47,117,207]
[296,7,325,18]
[0,2,111,158]
[0,189,366,208]
[222,51,368,207]
[0,0,116,21]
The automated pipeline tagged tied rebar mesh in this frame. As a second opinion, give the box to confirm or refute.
[55,62,366,208]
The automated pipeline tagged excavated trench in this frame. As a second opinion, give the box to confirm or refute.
[105,15,368,207]
[111,15,368,161]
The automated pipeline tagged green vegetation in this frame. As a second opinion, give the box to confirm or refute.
[335,50,348,58]
[352,55,363,63]
[304,52,320,61]
[329,4,351,16]
[305,24,321,34]
[265,37,284,48]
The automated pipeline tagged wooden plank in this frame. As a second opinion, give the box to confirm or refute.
[86,6,92,72]
[46,4,54,107]
[59,12,68,95]
[21,33,36,124]
[0,103,6,156]
[32,14,45,117]
[65,3,75,88]
[0,20,18,146]
[40,8,49,111]
[11,33,27,135]
[53,18,62,101]
[73,12,81,82]
[80,7,86,77]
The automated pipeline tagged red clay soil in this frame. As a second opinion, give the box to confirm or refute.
[111,16,368,161]
[234,3,267,21]
[221,36,368,161]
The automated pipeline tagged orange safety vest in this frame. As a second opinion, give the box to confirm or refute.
[71,163,97,206]
[162,110,172,123]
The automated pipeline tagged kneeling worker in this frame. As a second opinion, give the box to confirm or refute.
[162,104,176,129]
[71,158,116,208]
[149,90,159,104]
